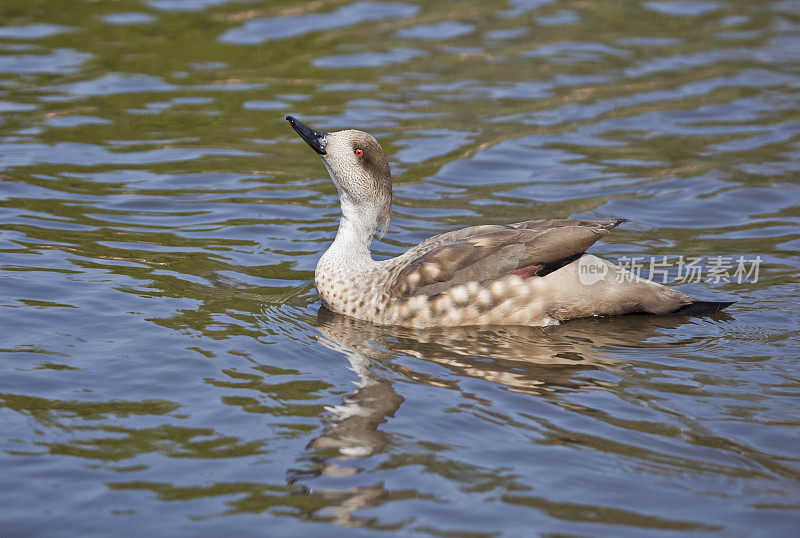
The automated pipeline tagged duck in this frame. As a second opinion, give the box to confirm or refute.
[286,115,733,328]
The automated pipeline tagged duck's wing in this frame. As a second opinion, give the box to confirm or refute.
[389,218,627,298]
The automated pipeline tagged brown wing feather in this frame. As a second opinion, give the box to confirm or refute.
[389,218,628,298]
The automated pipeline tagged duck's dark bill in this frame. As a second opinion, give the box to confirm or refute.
[286,116,328,155]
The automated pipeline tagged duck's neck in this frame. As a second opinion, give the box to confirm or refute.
[317,196,380,284]
[327,215,374,265]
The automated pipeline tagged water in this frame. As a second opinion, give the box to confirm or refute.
[1,0,799,535]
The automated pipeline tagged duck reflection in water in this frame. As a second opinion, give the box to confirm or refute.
[288,306,730,524]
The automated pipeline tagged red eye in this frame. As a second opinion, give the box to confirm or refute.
[354,148,364,157]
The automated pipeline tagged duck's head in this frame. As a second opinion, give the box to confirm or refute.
[286,116,392,237]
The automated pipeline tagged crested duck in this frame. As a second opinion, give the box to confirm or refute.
[286,116,732,328]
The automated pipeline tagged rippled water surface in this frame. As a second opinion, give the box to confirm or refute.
[2,0,799,535]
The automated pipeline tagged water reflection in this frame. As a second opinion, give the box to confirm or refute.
[313,306,723,397]
[290,308,736,527]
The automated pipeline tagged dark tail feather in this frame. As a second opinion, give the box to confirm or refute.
[600,218,629,231]
[673,300,735,316]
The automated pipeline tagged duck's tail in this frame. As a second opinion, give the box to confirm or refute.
[672,300,734,316]
[539,255,735,321]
